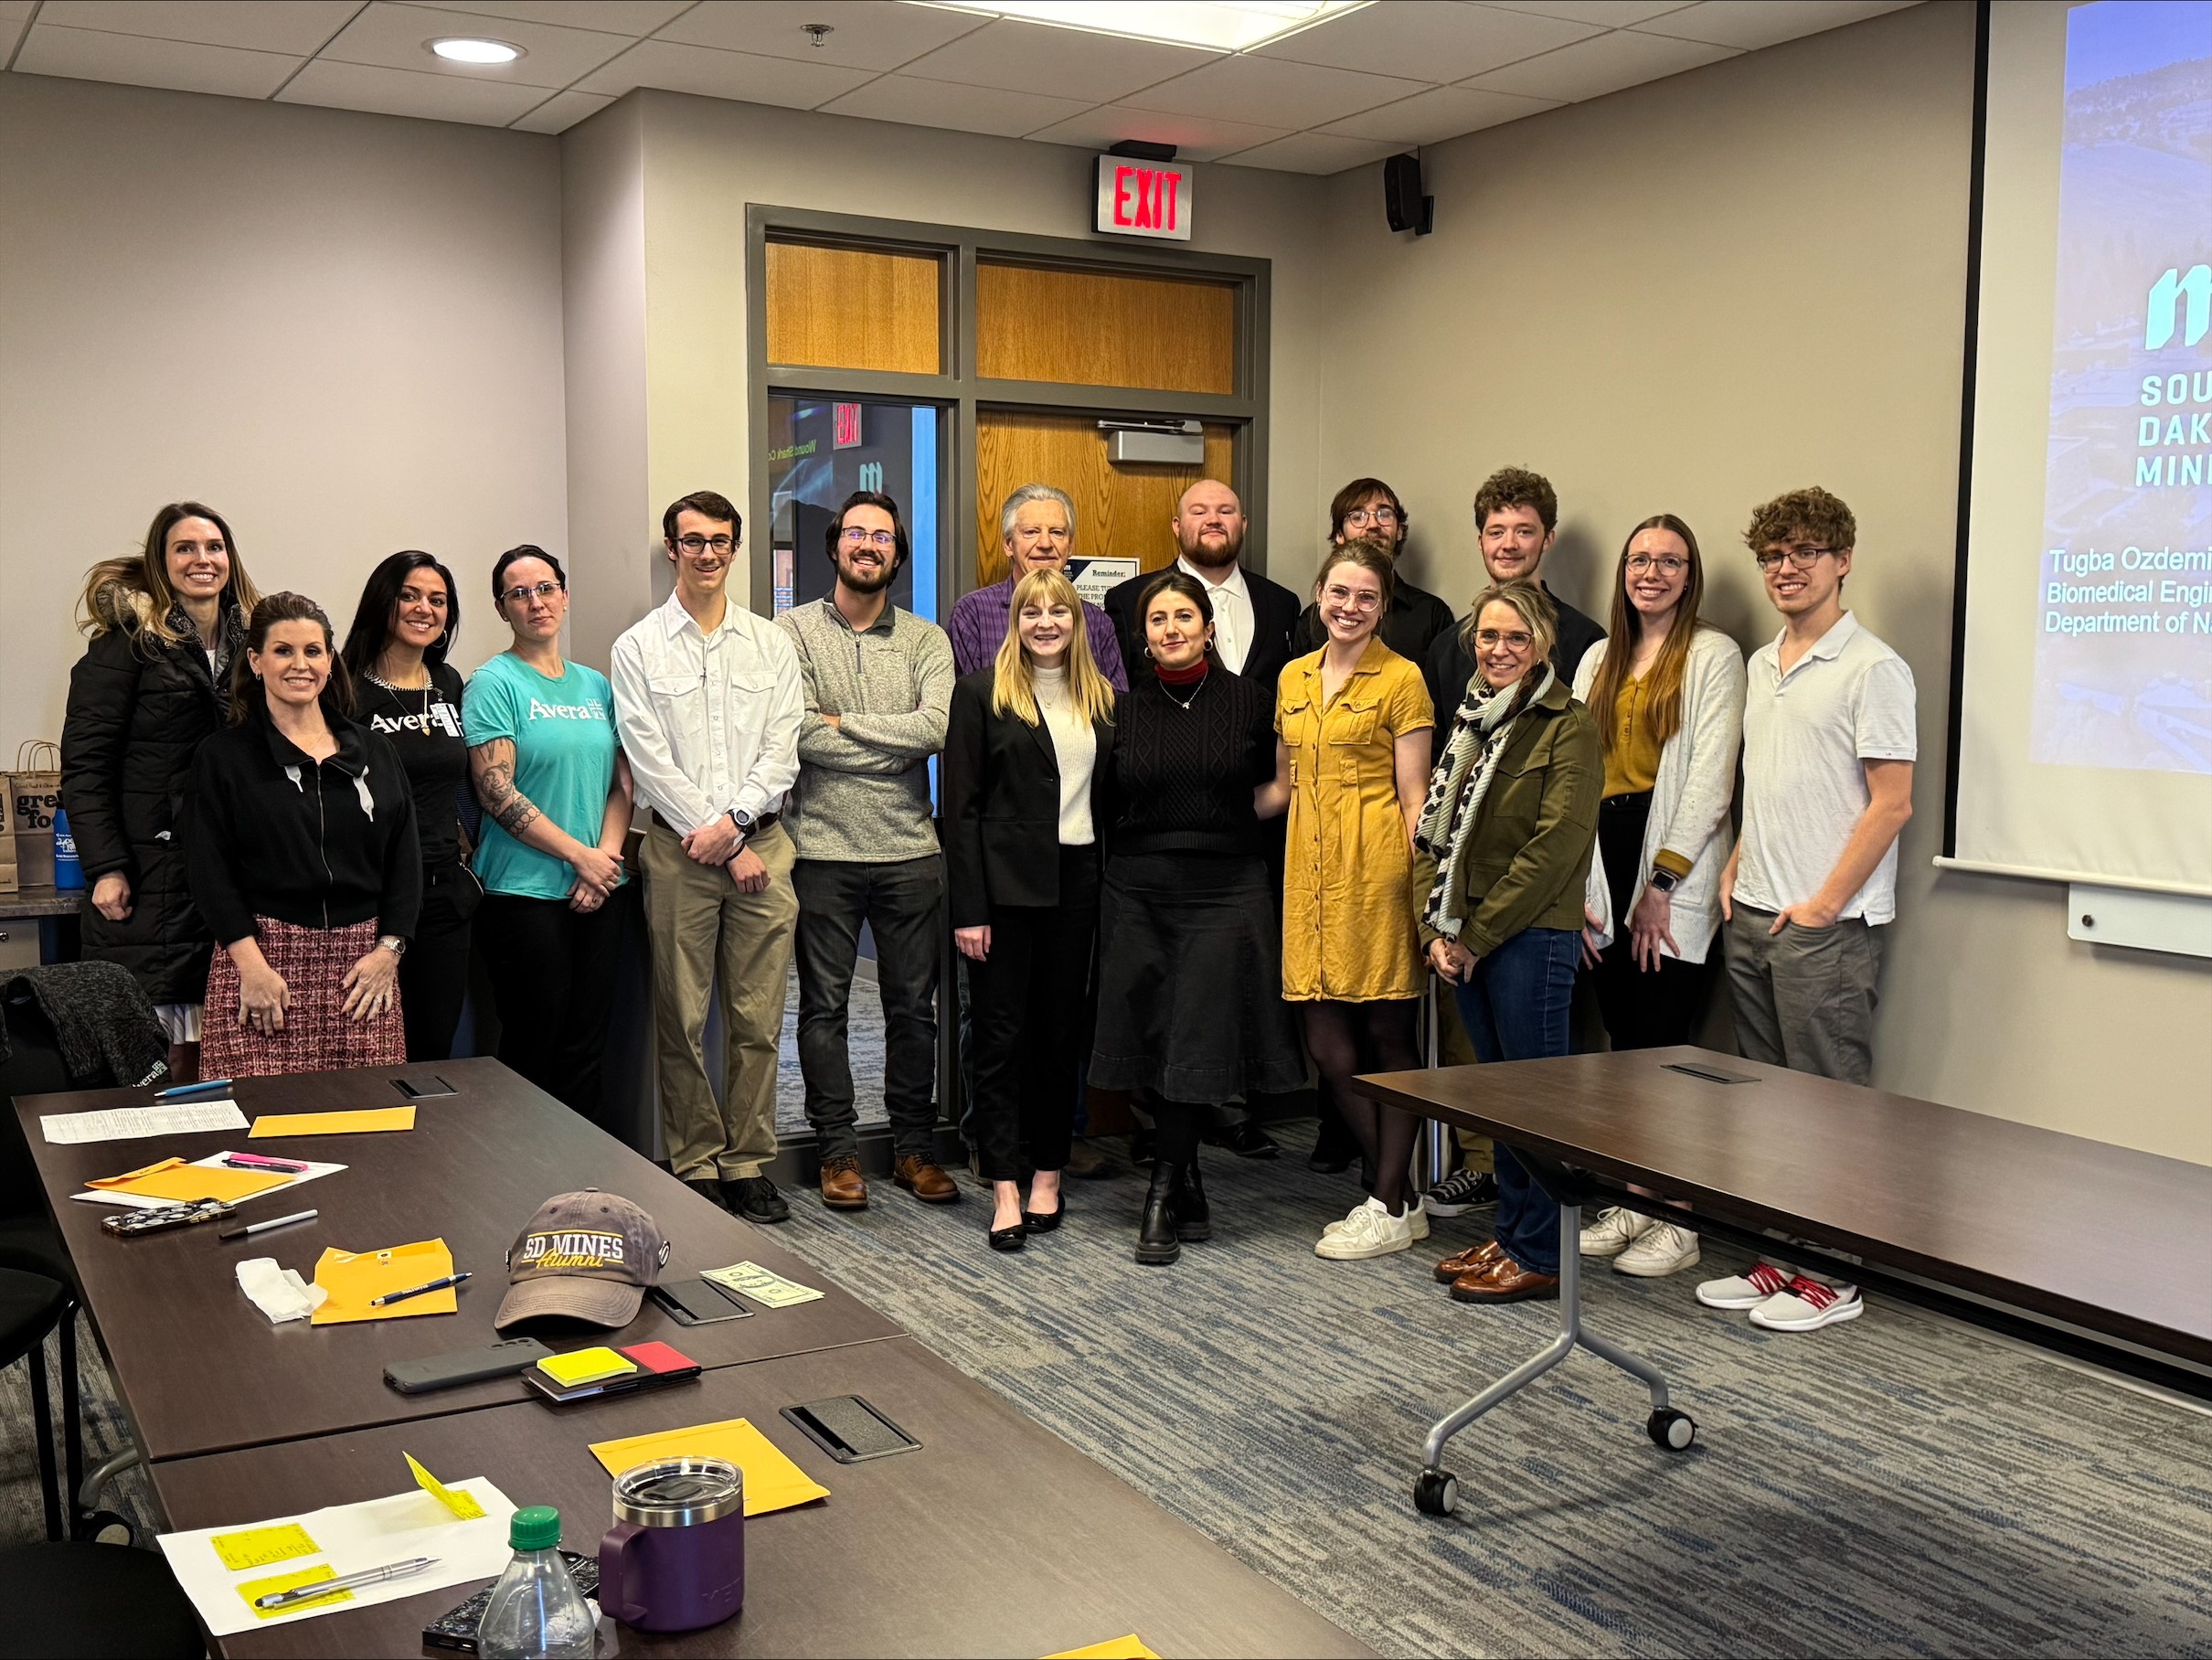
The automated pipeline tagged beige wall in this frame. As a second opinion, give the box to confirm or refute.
[0,73,568,758]
[1314,0,2212,1164]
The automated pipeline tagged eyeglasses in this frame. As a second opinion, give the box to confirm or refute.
[1342,506,1399,527]
[1753,544,1836,572]
[501,581,562,606]
[1010,526,1069,544]
[1474,629,1535,651]
[673,534,734,556]
[1323,584,1382,612]
[840,527,898,549]
[1625,555,1688,575]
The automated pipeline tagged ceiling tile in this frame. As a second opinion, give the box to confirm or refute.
[1473,0,1696,23]
[1122,54,1428,128]
[509,87,618,132]
[572,37,876,106]
[276,56,551,122]
[1217,130,1401,176]
[0,11,28,60]
[1256,2,1600,82]
[0,1,37,18]
[1320,82,1560,144]
[322,3,633,90]
[896,18,1215,105]
[1462,27,1736,101]
[36,1,356,54]
[1632,0,1917,51]
[1025,103,1290,164]
[654,0,990,70]
[12,23,301,97]
[819,72,1093,138]
[418,0,694,34]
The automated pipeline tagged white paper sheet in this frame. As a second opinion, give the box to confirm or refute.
[157,1478,517,1637]
[39,1100,248,1144]
[69,1151,347,1210]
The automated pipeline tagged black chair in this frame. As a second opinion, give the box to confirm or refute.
[0,1541,203,1657]
[0,1267,69,1540]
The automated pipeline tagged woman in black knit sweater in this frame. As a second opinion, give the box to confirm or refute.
[1090,571,1303,1265]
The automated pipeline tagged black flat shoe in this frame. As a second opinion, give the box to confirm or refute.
[1022,1203,1065,1233]
[988,1223,1027,1252]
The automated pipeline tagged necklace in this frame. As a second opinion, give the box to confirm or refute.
[367,669,434,725]
[1164,676,1207,712]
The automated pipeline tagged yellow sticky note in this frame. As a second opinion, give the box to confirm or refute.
[1047,1639,1161,1660]
[86,1157,292,1206]
[405,1453,486,1520]
[588,1417,830,1516]
[239,1564,352,1621]
[538,1346,636,1389]
[210,1522,319,1572]
[250,1106,416,1138]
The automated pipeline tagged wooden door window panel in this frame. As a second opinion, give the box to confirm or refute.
[976,263,1237,395]
[765,242,941,375]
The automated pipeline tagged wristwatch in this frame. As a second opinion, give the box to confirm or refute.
[728,807,756,837]
[1647,867,1679,895]
[377,934,409,957]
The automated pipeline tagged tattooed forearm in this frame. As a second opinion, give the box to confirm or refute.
[469,740,542,838]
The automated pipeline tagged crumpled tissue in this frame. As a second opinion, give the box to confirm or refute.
[236,1257,327,1324]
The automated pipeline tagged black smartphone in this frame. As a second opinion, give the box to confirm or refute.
[425,1551,601,1653]
[385,1337,554,1395]
[649,1278,754,1325]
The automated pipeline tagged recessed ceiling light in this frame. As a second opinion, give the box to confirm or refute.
[907,1,1367,54]
[429,37,524,65]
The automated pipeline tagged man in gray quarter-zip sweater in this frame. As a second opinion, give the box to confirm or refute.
[776,490,960,1215]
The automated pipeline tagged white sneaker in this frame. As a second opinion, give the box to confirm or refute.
[1749,1278,1864,1332]
[1579,1207,1654,1258]
[1325,1198,1427,1240]
[1613,1221,1700,1278]
[1314,1199,1415,1261]
[1695,1261,1792,1309]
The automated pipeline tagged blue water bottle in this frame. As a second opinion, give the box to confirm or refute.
[52,806,84,890]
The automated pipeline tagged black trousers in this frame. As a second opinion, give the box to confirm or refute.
[969,847,1098,1183]
[399,868,474,1063]
[1591,791,1711,1050]
[477,890,624,1125]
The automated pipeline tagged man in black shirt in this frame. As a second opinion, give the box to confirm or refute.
[1291,477,1455,660]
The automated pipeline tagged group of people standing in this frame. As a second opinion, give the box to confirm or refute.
[58,462,1914,1335]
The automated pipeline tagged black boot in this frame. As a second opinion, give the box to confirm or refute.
[1134,1163,1181,1265]
[1172,1157,1212,1242]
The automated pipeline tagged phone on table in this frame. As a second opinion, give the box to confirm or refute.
[424,1551,601,1653]
[385,1337,554,1395]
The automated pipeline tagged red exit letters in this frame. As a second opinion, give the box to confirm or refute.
[1094,157,1195,242]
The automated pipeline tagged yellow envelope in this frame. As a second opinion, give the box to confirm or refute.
[310,1240,456,1325]
[1047,1640,1160,1660]
[87,1157,292,1206]
[587,1418,830,1516]
[250,1106,416,1138]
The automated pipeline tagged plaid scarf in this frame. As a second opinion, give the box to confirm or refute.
[1413,665,1554,941]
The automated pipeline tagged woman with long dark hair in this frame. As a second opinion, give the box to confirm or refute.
[61,502,264,1082]
[341,552,476,1061]
[186,593,420,1080]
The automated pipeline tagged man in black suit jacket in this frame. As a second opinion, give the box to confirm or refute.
[1102,478,1301,697]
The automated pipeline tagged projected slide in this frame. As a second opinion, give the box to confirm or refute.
[2033,1,2212,775]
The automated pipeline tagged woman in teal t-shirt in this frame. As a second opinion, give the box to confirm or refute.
[463,545,633,1125]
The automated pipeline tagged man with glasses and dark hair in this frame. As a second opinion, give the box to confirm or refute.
[1696,484,1915,1336]
[1292,478,1454,658]
[778,491,960,1213]
[948,484,1127,686]
[612,489,803,1224]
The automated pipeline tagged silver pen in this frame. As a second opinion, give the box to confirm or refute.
[254,1555,439,1610]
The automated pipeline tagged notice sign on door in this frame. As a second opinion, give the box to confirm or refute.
[1095,157,1194,242]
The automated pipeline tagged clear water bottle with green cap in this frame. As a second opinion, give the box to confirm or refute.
[478,1506,596,1659]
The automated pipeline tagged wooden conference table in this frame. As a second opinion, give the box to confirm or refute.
[1353,1045,2212,1514]
[20,1059,1369,1658]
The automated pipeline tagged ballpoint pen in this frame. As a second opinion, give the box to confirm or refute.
[370,1271,472,1307]
[223,1153,311,1173]
[153,1079,234,1101]
[218,1208,318,1241]
[254,1556,439,1610]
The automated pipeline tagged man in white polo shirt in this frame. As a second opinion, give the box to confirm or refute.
[1703,485,1916,1334]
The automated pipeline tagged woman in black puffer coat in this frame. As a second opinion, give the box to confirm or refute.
[60,502,261,1082]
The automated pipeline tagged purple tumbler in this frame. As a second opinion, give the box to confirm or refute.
[598,1457,745,1633]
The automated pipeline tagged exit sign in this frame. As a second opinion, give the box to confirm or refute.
[833,403,863,448]
[1095,156,1194,242]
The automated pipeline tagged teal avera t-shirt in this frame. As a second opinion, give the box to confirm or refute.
[463,652,624,901]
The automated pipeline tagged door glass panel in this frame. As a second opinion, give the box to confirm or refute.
[767,396,941,621]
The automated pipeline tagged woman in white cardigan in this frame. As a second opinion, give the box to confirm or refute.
[1572,513,1746,1278]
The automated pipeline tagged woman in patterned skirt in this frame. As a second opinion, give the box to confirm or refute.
[186,592,421,1079]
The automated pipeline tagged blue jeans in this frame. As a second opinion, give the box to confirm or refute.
[1452,926,1579,1276]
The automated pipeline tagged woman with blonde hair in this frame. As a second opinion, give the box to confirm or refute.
[944,568,1117,1252]
[60,502,264,1081]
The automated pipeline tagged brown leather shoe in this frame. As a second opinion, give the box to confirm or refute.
[894,1155,961,1204]
[1450,1254,1560,1304]
[1433,1239,1505,1284]
[819,1154,868,1210]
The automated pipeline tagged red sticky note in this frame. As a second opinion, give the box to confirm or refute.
[621,1341,699,1375]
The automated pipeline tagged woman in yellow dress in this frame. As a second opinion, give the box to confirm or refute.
[1258,538,1435,1262]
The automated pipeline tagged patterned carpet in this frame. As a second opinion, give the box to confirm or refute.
[5,1126,2208,1658]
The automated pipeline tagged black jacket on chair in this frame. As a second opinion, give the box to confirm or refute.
[1101,563,1303,698]
[943,671,1116,930]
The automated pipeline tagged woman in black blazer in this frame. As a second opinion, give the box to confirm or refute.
[944,569,1117,1253]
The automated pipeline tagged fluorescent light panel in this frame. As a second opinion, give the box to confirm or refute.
[909,1,1368,54]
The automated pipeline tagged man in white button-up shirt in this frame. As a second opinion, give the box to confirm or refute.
[611,490,804,1227]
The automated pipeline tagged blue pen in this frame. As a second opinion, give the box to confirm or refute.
[154,1078,234,1101]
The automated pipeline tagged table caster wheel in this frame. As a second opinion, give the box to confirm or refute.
[1413,1468,1460,1516]
[1647,1408,1696,1451]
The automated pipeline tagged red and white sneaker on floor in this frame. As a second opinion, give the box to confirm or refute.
[1695,1261,1792,1310]
[1749,1277,1864,1331]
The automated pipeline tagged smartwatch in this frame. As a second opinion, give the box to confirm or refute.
[1647,867,1679,895]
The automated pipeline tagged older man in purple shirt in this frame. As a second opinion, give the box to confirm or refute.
[947,484,1129,688]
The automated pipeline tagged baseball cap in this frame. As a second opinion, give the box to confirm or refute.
[495,1190,671,1330]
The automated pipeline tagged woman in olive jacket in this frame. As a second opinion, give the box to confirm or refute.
[60,502,261,1082]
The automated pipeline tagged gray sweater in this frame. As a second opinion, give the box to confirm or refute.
[775,599,954,863]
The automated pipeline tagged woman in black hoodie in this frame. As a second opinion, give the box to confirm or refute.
[61,502,261,1082]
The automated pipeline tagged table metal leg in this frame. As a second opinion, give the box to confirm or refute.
[1413,1205,1697,1516]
